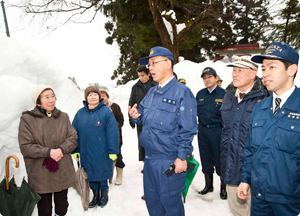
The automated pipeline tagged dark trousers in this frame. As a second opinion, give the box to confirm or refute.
[251,194,300,216]
[89,180,108,190]
[38,189,68,216]
[198,125,222,176]
[144,158,185,216]
[137,124,145,161]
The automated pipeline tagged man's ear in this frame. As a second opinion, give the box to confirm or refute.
[288,64,298,78]
[251,69,258,79]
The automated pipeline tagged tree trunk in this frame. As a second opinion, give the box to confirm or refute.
[147,0,179,63]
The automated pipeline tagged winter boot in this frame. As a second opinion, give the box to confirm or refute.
[109,161,117,184]
[115,167,123,185]
[198,174,214,195]
[220,180,227,200]
[98,189,109,208]
[88,189,99,208]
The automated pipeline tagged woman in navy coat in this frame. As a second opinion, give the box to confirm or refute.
[72,86,119,208]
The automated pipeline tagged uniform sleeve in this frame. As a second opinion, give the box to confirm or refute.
[177,90,198,159]
[105,110,120,154]
[18,115,49,159]
[71,112,80,154]
[58,113,78,154]
[241,106,258,185]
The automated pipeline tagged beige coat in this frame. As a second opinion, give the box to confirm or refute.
[18,107,77,194]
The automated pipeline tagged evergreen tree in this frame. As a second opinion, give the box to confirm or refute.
[103,0,235,85]
[269,0,300,48]
[103,0,161,85]
[225,0,271,44]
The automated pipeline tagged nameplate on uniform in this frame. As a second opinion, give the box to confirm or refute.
[287,112,300,120]
[162,97,176,105]
[199,99,204,101]
[215,99,223,103]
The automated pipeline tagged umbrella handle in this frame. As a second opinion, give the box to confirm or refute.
[5,155,19,190]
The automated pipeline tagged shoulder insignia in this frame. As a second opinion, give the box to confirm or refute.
[287,112,300,120]
[215,99,223,103]
[162,97,176,105]
[199,98,204,101]
[257,99,261,103]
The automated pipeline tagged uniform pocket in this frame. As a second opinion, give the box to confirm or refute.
[251,119,266,145]
[275,124,300,155]
[151,103,177,132]
[168,172,186,195]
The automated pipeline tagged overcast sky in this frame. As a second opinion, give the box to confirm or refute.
[1,4,120,89]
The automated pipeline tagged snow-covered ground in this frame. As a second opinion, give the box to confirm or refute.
[1,36,298,215]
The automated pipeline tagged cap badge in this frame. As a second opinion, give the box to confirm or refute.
[203,68,210,73]
[265,44,282,55]
[150,50,154,55]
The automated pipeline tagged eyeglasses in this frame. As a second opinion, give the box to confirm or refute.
[146,59,168,69]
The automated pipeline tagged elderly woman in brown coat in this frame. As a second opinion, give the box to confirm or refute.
[18,85,77,216]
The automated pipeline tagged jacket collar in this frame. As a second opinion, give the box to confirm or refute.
[260,87,300,112]
[83,99,106,112]
[154,76,177,94]
[22,107,61,118]
[226,76,266,101]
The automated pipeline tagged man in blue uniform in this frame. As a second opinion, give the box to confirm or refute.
[220,56,270,216]
[128,46,197,216]
[196,67,227,199]
[238,42,300,215]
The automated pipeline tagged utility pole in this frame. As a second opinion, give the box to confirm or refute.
[1,0,10,37]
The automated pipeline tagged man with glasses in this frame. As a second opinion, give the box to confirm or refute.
[196,67,227,200]
[238,42,300,215]
[220,56,269,216]
[128,46,197,215]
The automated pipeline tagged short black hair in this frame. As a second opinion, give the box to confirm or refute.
[137,65,150,74]
[279,59,298,79]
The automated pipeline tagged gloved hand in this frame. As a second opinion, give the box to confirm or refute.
[109,154,117,161]
[43,157,59,172]
[72,153,80,161]
[129,121,135,129]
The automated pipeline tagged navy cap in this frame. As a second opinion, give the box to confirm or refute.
[201,67,217,78]
[251,42,299,66]
[139,46,174,65]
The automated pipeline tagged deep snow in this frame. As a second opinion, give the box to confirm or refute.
[1,36,299,215]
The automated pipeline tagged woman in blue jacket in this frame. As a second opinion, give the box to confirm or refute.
[72,86,119,208]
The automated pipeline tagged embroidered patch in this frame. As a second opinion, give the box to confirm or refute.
[95,121,101,126]
[162,97,176,105]
[215,99,223,103]
[199,98,204,101]
[257,99,261,103]
[287,112,300,120]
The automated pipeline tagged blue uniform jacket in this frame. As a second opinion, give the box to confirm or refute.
[132,77,197,159]
[220,77,269,185]
[242,87,300,205]
[72,101,119,182]
[196,85,225,126]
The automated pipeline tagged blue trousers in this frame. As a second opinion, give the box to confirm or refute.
[251,194,300,216]
[197,125,221,175]
[89,180,108,190]
[144,157,185,216]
